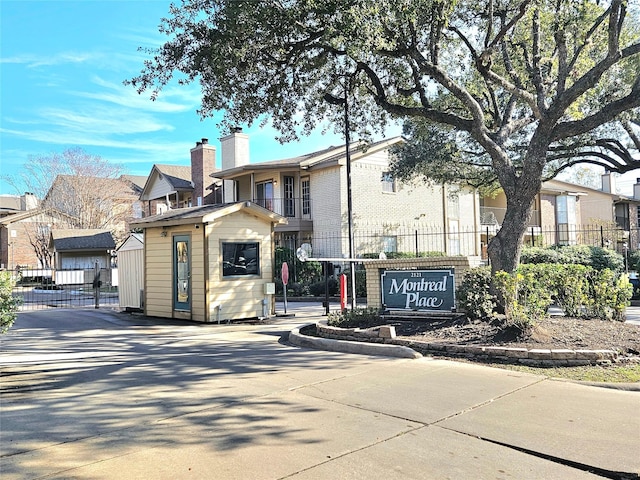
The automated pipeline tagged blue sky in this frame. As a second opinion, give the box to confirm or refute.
[0,1,637,197]
[0,0,388,196]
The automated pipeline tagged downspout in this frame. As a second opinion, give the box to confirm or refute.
[203,222,210,322]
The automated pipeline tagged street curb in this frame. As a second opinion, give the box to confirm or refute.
[550,377,640,391]
[289,324,423,359]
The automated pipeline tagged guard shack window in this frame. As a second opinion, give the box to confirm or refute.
[222,242,259,277]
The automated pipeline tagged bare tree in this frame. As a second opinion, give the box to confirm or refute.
[4,148,133,266]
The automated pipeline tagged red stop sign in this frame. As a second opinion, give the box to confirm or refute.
[281,262,289,285]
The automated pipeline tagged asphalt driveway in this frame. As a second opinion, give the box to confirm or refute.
[1,305,638,479]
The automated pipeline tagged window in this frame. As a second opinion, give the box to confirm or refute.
[222,242,259,277]
[302,178,310,216]
[447,191,460,220]
[381,171,396,193]
[256,181,274,211]
[284,176,295,217]
[556,195,577,245]
[615,203,630,231]
[381,236,397,253]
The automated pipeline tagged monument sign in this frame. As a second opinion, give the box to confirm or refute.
[381,269,455,311]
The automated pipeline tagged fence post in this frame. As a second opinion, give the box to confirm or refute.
[93,261,100,309]
[600,226,604,248]
[531,227,535,247]
[415,230,419,257]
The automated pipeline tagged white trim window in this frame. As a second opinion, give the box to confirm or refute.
[381,171,396,193]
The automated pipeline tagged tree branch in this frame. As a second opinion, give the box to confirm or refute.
[552,86,640,140]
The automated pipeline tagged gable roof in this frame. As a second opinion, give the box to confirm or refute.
[0,207,77,226]
[213,137,404,180]
[116,233,144,252]
[45,175,140,203]
[0,195,23,212]
[129,201,287,228]
[120,175,148,192]
[542,178,640,203]
[49,229,116,252]
[139,164,193,201]
[154,165,193,190]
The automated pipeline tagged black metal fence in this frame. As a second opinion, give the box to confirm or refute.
[11,267,119,311]
[301,224,638,260]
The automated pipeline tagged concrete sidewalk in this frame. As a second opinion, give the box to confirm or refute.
[1,306,638,479]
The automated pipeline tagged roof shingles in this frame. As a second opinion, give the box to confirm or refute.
[50,229,116,251]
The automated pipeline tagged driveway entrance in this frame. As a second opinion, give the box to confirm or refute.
[1,305,638,479]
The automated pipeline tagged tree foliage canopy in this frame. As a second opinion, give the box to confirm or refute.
[128,0,640,272]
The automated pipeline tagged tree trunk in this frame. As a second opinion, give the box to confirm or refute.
[487,189,537,274]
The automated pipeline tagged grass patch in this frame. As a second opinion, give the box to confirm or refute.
[484,362,640,383]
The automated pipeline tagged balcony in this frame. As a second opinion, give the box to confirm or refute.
[480,206,540,227]
[253,197,313,232]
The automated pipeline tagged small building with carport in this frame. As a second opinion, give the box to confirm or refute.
[48,229,116,286]
[129,201,286,323]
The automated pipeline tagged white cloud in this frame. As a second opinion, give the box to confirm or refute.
[0,52,94,67]
[70,76,200,114]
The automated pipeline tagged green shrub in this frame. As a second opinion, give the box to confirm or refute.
[588,247,624,272]
[327,307,384,328]
[583,269,633,321]
[628,250,640,272]
[308,278,338,297]
[494,269,553,333]
[274,247,322,284]
[552,264,590,317]
[1,271,21,334]
[521,245,624,272]
[459,262,631,324]
[520,247,561,265]
[456,266,497,320]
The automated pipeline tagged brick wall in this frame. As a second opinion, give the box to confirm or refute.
[364,256,484,308]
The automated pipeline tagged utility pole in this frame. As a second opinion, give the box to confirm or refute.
[344,80,357,310]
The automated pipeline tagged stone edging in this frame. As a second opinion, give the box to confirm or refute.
[313,323,634,367]
[288,324,421,359]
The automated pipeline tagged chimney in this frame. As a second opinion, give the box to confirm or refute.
[601,170,616,194]
[21,192,38,210]
[634,178,640,200]
[190,137,216,206]
[220,127,249,202]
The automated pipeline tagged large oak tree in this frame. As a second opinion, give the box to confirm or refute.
[128,0,640,272]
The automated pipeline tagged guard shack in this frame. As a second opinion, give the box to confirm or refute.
[130,202,286,322]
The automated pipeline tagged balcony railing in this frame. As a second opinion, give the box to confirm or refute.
[253,197,312,220]
[480,206,540,227]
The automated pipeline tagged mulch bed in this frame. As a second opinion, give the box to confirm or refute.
[386,315,640,355]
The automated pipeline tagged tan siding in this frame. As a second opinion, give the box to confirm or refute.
[144,229,171,317]
[143,226,208,321]
[207,211,275,321]
[190,227,206,322]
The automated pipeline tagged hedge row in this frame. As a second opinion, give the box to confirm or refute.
[458,264,632,326]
